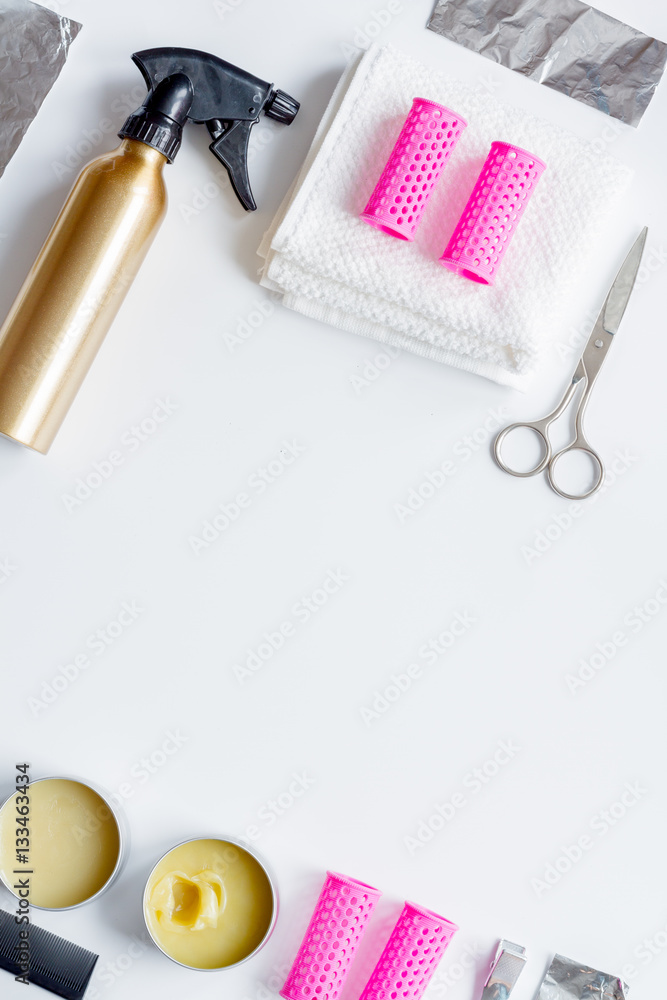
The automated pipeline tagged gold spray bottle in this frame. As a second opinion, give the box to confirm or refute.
[0,47,298,453]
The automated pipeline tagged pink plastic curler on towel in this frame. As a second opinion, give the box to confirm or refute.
[358,902,458,1000]
[281,872,382,1000]
[439,141,546,285]
[360,98,467,241]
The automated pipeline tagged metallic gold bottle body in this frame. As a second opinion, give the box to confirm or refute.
[0,139,168,453]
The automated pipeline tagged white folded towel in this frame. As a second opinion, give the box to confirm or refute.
[258,44,633,389]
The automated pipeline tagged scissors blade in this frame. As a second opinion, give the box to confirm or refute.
[577,228,647,387]
[599,227,647,336]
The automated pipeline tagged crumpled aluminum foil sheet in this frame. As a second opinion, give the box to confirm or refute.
[0,0,82,177]
[536,954,629,1000]
[427,0,667,127]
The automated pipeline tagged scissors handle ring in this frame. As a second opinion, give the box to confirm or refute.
[546,445,605,500]
[493,422,551,478]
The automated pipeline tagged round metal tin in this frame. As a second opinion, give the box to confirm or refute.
[142,834,278,972]
[0,774,128,911]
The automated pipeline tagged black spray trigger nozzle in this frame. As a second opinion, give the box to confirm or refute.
[206,119,257,212]
[265,89,300,125]
[127,47,300,211]
[145,73,193,124]
[119,74,194,162]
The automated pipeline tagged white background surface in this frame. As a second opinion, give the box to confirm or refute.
[1,0,666,998]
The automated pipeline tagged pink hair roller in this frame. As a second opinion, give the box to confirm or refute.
[358,902,458,1000]
[281,872,382,1000]
[440,141,546,285]
[360,98,467,241]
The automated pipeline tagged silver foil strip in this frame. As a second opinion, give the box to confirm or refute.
[482,940,526,1000]
[0,0,82,177]
[536,954,628,1000]
[427,0,667,127]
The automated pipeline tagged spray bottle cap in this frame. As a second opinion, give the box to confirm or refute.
[119,74,194,162]
[118,46,299,211]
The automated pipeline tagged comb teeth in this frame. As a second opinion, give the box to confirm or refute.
[0,910,98,999]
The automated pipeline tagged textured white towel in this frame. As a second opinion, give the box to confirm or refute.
[258,44,633,389]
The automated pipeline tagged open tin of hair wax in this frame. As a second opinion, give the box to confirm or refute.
[0,775,126,910]
[143,835,278,971]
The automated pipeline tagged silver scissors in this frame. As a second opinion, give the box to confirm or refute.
[494,228,647,500]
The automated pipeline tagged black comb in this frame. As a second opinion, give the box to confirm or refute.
[0,909,98,999]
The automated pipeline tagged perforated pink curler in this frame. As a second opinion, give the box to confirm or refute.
[281,872,382,1000]
[358,902,458,1000]
[439,141,546,285]
[360,98,467,241]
